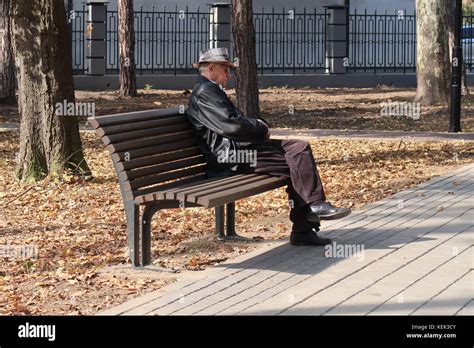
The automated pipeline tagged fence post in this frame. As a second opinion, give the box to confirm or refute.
[325,5,348,74]
[86,0,108,76]
[209,3,231,51]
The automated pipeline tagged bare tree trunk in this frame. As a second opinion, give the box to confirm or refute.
[231,0,260,118]
[0,0,16,104]
[118,0,137,97]
[11,0,90,182]
[415,0,454,106]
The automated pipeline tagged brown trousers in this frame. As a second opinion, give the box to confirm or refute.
[237,139,326,232]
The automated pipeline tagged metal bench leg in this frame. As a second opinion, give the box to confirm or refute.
[226,202,236,237]
[215,206,225,239]
[141,205,159,267]
[137,201,191,271]
[220,203,251,241]
[124,201,140,268]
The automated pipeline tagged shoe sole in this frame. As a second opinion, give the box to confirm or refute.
[307,209,351,222]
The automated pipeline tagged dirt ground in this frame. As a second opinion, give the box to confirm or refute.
[0,127,472,315]
[1,86,473,315]
[0,87,473,132]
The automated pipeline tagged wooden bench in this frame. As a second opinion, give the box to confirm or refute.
[88,107,286,268]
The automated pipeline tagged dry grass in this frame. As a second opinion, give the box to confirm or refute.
[1,87,473,132]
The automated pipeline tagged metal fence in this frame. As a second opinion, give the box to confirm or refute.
[69,6,474,76]
[71,6,329,75]
[70,4,87,74]
[348,9,417,73]
[106,6,211,74]
[253,8,328,74]
[463,15,474,73]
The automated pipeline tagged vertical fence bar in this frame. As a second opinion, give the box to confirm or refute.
[184,5,188,74]
[382,10,387,72]
[161,6,165,74]
[391,10,395,72]
[261,7,264,75]
[282,7,285,73]
[151,5,155,74]
[303,7,306,72]
[312,7,316,72]
[173,5,177,75]
[362,9,369,71]
[140,5,143,75]
[82,3,86,74]
[402,8,406,74]
[373,10,377,74]
[292,7,296,75]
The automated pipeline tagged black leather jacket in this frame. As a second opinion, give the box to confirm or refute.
[187,75,269,177]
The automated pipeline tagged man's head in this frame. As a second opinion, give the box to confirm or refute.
[193,47,238,87]
[199,62,231,87]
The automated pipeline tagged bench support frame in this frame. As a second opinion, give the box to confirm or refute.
[215,203,240,240]
[116,171,241,267]
[124,199,204,268]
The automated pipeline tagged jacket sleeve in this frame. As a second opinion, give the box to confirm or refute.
[195,86,268,142]
[257,116,271,128]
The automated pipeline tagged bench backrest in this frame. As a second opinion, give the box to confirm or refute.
[88,108,207,201]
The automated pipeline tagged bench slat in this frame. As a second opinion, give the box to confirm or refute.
[121,156,205,181]
[165,174,251,200]
[133,174,209,203]
[173,174,259,201]
[124,165,206,191]
[107,130,194,153]
[152,177,223,201]
[88,108,182,128]
[110,137,197,163]
[183,175,270,203]
[97,115,188,137]
[197,177,286,208]
[116,147,203,172]
[102,123,191,145]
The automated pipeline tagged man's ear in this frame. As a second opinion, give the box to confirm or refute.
[209,63,218,79]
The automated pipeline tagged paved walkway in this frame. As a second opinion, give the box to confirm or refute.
[2,122,473,141]
[272,128,474,142]
[103,163,474,315]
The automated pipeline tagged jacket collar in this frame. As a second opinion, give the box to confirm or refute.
[197,75,210,84]
[198,75,224,91]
